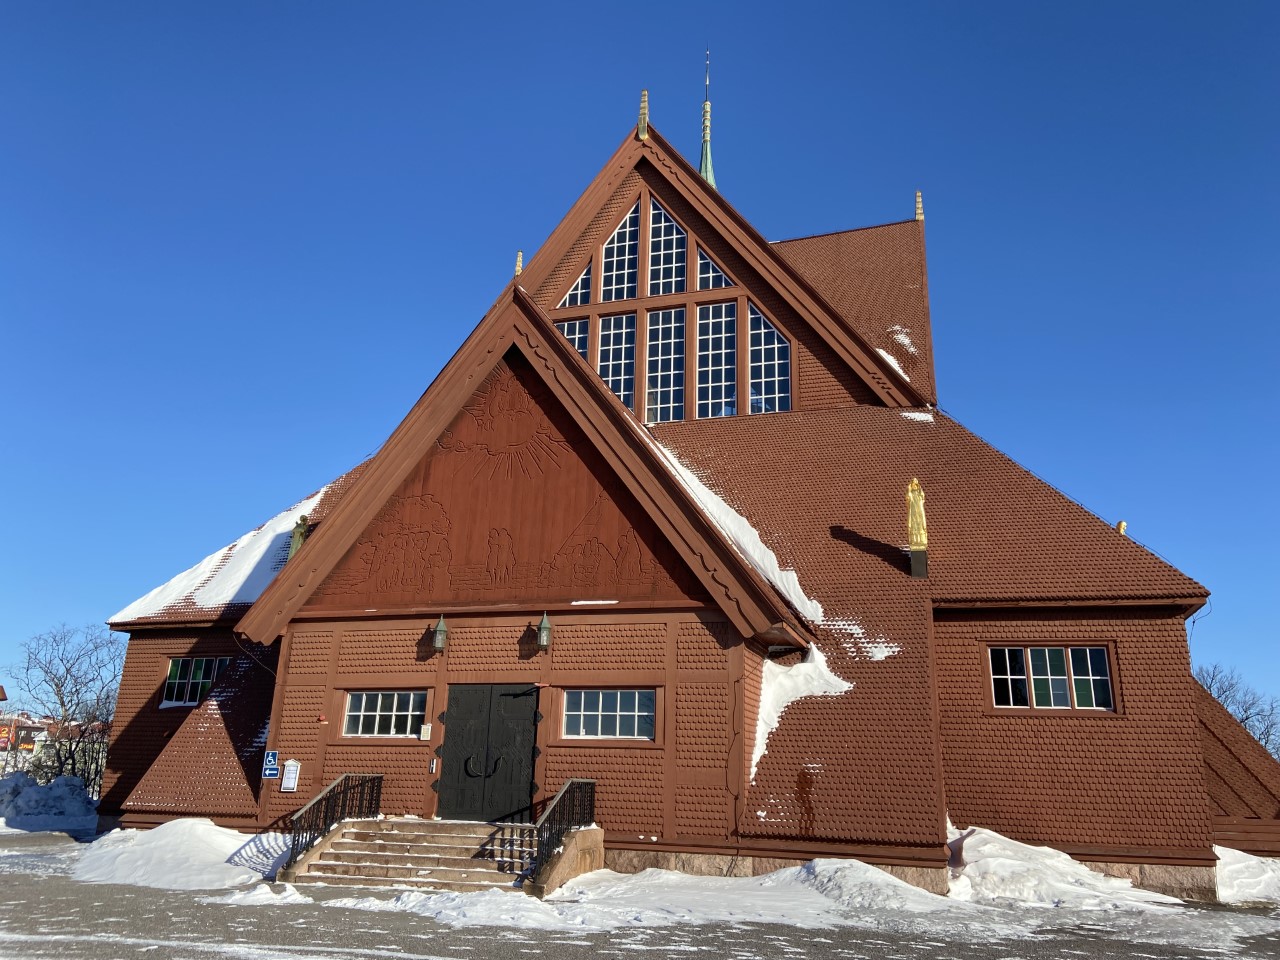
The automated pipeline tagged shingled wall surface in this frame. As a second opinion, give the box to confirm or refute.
[936,610,1214,859]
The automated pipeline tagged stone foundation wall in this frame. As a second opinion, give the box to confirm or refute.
[1085,861,1219,902]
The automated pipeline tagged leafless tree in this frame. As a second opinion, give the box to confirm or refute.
[1195,662,1280,760]
[6,625,125,796]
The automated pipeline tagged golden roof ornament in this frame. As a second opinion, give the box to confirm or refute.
[907,478,927,551]
[1116,520,1127,536]
[514,250,523,277]
[288,514,310,560]
[637,89,649,140]
[915,191,924,222]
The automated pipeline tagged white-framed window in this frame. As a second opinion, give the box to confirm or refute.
[162,656,231,707]
[645,308,685,423]
[555,318,590,360]
[559,262,592,308]
[749,303,791,413]
[697,249,732,290]
[697,302,737,418]
[989,646,1114,710]
[598,313,637,408]
[343,691,428,737]
[648,199,687,296]
[548,192,792,425]
[563,688,656,739]
[601,202,640,302]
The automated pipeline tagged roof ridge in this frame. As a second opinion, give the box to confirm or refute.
[771,219,919,245]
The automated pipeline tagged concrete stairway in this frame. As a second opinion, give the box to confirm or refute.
[289,818,536,893]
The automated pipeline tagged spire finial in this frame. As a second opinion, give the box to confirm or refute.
[915,191,924,221]
[514,250,523,276]
[699,52,717,191]
[637,89,649,140]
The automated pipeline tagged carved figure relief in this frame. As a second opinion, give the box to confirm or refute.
[308,357,699,608]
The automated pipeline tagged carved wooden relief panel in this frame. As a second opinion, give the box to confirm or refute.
[306,353,706,610]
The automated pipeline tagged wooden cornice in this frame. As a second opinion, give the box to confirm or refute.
[518,124,923,408]
[236,284,813,647]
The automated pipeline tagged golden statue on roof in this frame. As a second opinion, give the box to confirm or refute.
[907,478,927,551]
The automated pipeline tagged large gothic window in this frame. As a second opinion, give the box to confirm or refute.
[549,189,791,422]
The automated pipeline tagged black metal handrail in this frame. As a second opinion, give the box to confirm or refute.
[283,773,384,873]
[528,778,595,880]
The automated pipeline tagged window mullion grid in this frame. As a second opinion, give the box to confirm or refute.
[634,189,652,409]
[735,294,749,417]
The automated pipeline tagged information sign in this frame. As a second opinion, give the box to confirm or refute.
[280,758,301,793]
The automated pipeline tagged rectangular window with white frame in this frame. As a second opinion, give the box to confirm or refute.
[343,691,428,737]
[563,688,656,740]
[161,656,232,707]
[989,646,1114,710]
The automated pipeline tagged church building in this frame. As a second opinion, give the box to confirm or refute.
[102,94,1280,900]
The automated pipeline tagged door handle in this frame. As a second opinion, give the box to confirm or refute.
[465,755,483,778]
[486,755,502,778]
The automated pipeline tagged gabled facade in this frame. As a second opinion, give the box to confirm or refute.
[104,117,1280,899]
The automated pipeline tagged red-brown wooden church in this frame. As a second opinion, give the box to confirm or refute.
[103,98,1280,900]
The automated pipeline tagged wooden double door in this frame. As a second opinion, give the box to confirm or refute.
[437,684,538,823]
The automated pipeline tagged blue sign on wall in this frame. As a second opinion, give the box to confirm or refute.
[262,751,280,778]
[262,765,280,779]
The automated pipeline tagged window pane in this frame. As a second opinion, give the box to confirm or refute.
[993,677,1011,707]
[177,659,193,682]
[396,693,410,712]
[1090,648,1109,677]
[598,313,637,409]
[167,660,182,682]
[566,690,582,712]
[411,693,427,713]
[559,261,592,308]
[601,203,640,301]
[361,715,376,735]
[379,693,395,713]
[1094,680,1114,710]
[1048,648,1067,675]
[1074,678,1094,708]
[697,249,733,290]
[697,302,737,418]
[409,715,424,737]
[584,691,600,712]
[1071,648,1089,676]
[1008,648,1025,674]
[620,690,636,712]
[601,690,618,713]
[638,690,656,712]
[377,714,392,735]
[163,680,178,703]
[583,715,599,736]
[1030,649,1047,675]
[601,715,618,737]
[345,715,361,736]
[565,715,581,736]
[393,714,409,736]
[348,693,363,713]
[748,303,791,414]
[990,648,1007,675]
[619,715,636,737]
[637,714,655,739]
[1010,678,1029,707]
[556,318,590,360]
[1050,678,1069,707]
[1033,677,1050,706]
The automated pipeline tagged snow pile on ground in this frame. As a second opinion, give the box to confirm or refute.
[948,825,1179,910]
[204,882,314,905]
[75,818,263,889]
[1216,844,1280,904]
[0,772,98,835]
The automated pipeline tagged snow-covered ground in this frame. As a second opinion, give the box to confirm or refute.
[34,816,1276,954]
[3,779,1277,955]
[0,771,98,835]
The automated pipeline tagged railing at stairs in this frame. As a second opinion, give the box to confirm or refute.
[528,778,595,881]
[283,773,384,873]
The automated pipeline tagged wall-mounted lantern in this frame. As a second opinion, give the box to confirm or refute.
[537,612,553,650]
[433,615,448,652]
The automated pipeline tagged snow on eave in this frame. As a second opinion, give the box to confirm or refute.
[109,487,328,625]
[875,348,910,382]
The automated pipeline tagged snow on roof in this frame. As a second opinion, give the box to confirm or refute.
[109,487,327,624]
[655,442,824,623]
[875,348,909,381]
[751,646,851,782]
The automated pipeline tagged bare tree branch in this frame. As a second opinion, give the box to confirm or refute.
[1195,662,1280,759]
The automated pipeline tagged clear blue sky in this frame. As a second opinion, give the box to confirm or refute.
[1,3,1276,696]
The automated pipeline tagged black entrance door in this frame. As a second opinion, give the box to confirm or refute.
[437,684,538,822]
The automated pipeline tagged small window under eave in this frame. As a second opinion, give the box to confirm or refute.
[560,261,592,308]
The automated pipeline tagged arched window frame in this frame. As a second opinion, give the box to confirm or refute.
[547,186,796,423]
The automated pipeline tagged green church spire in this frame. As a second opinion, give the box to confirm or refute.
[700,50,716,190]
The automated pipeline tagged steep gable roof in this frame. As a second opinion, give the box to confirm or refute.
[236,285,812,646]
[108,465,367,630]
[519,124,926,408]
[773,221,937,404]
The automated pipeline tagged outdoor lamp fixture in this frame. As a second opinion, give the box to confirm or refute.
[432,615,448,652]
[537,612,553,650]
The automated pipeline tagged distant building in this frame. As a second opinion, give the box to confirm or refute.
[102,107,1280,900]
